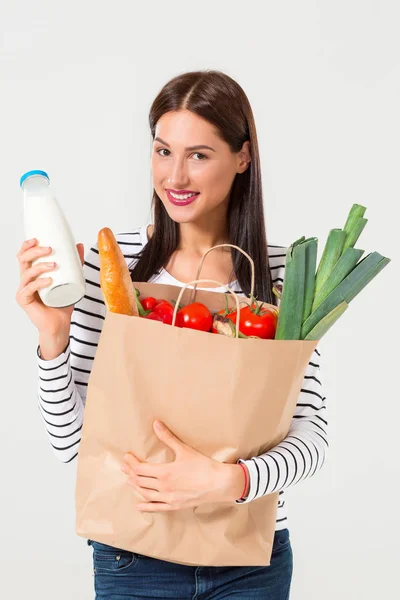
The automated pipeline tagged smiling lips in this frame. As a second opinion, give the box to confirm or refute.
[166,189,200,206]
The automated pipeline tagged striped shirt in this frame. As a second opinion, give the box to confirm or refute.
[36,224,328,531]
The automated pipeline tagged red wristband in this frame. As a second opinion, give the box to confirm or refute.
[238,463,249,500]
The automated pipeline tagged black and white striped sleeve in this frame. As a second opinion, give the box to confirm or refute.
[36,242,106,463]
[236,345,328,503]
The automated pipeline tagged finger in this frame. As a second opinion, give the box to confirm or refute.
[132,487,162,503]
[136,502,174,513]
[123,452,141,470]
[19,262,56,290]
[121,454,140,478]
[153,420,185,456]
[18,245,53,275]
[16,277,53,307]
[122,453,153,480]
[133,462,164,478]
[77,243,84,266]
[17,243,52,263]
[134,475,161,491]
[16,238,37,260]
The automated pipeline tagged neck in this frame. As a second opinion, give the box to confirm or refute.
[178,208,230,256]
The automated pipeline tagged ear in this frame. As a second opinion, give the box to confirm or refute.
[237,140,251,174]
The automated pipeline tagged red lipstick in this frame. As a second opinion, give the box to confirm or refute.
[166,190,200,207]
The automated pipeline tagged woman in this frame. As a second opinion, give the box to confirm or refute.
[16,70,327,599]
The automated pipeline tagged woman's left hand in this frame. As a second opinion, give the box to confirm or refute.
[120,420,245,512]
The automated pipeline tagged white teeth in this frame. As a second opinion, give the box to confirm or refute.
[170,191,198,200]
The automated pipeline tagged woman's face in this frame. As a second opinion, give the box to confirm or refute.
[151,110,250,224]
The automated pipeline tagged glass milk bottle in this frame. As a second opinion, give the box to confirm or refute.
[21,170,86,308]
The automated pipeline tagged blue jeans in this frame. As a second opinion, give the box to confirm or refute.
[87,528,293,599]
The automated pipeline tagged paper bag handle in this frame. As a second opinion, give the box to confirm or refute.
[172,279,242,339]
[191,244,255,304]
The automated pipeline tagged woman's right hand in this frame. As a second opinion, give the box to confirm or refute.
[16,238,85,338]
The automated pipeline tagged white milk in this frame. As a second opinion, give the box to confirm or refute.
[21,170,86,308]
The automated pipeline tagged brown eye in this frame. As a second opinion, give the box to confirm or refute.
[156,148,170,157]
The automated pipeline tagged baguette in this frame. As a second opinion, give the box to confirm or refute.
[97,227,139,316]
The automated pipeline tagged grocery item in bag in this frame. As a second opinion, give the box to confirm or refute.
[97,227,138,316]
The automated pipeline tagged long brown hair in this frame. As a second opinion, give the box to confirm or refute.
[129,69,277,305]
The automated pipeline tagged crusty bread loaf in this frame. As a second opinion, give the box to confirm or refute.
[98,227,139,316]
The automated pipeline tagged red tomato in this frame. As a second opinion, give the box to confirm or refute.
[145,311,164,322]
[176,302,213,332]
[141,297,157,311]
[145,299,174,325]
[212,303,277,338]
[230,304,277,339]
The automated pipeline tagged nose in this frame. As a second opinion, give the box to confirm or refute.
[168,157,190,188]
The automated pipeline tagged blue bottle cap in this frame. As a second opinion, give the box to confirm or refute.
[20,170,50,188]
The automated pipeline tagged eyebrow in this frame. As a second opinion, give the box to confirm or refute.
[154,137,216,152]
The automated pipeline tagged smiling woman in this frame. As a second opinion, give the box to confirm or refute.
[130,70,275,304]
[26,69,329,600]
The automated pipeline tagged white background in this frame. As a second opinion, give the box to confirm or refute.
[1,1,399,598]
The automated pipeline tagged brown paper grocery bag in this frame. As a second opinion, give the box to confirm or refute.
[75,274,318,567]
